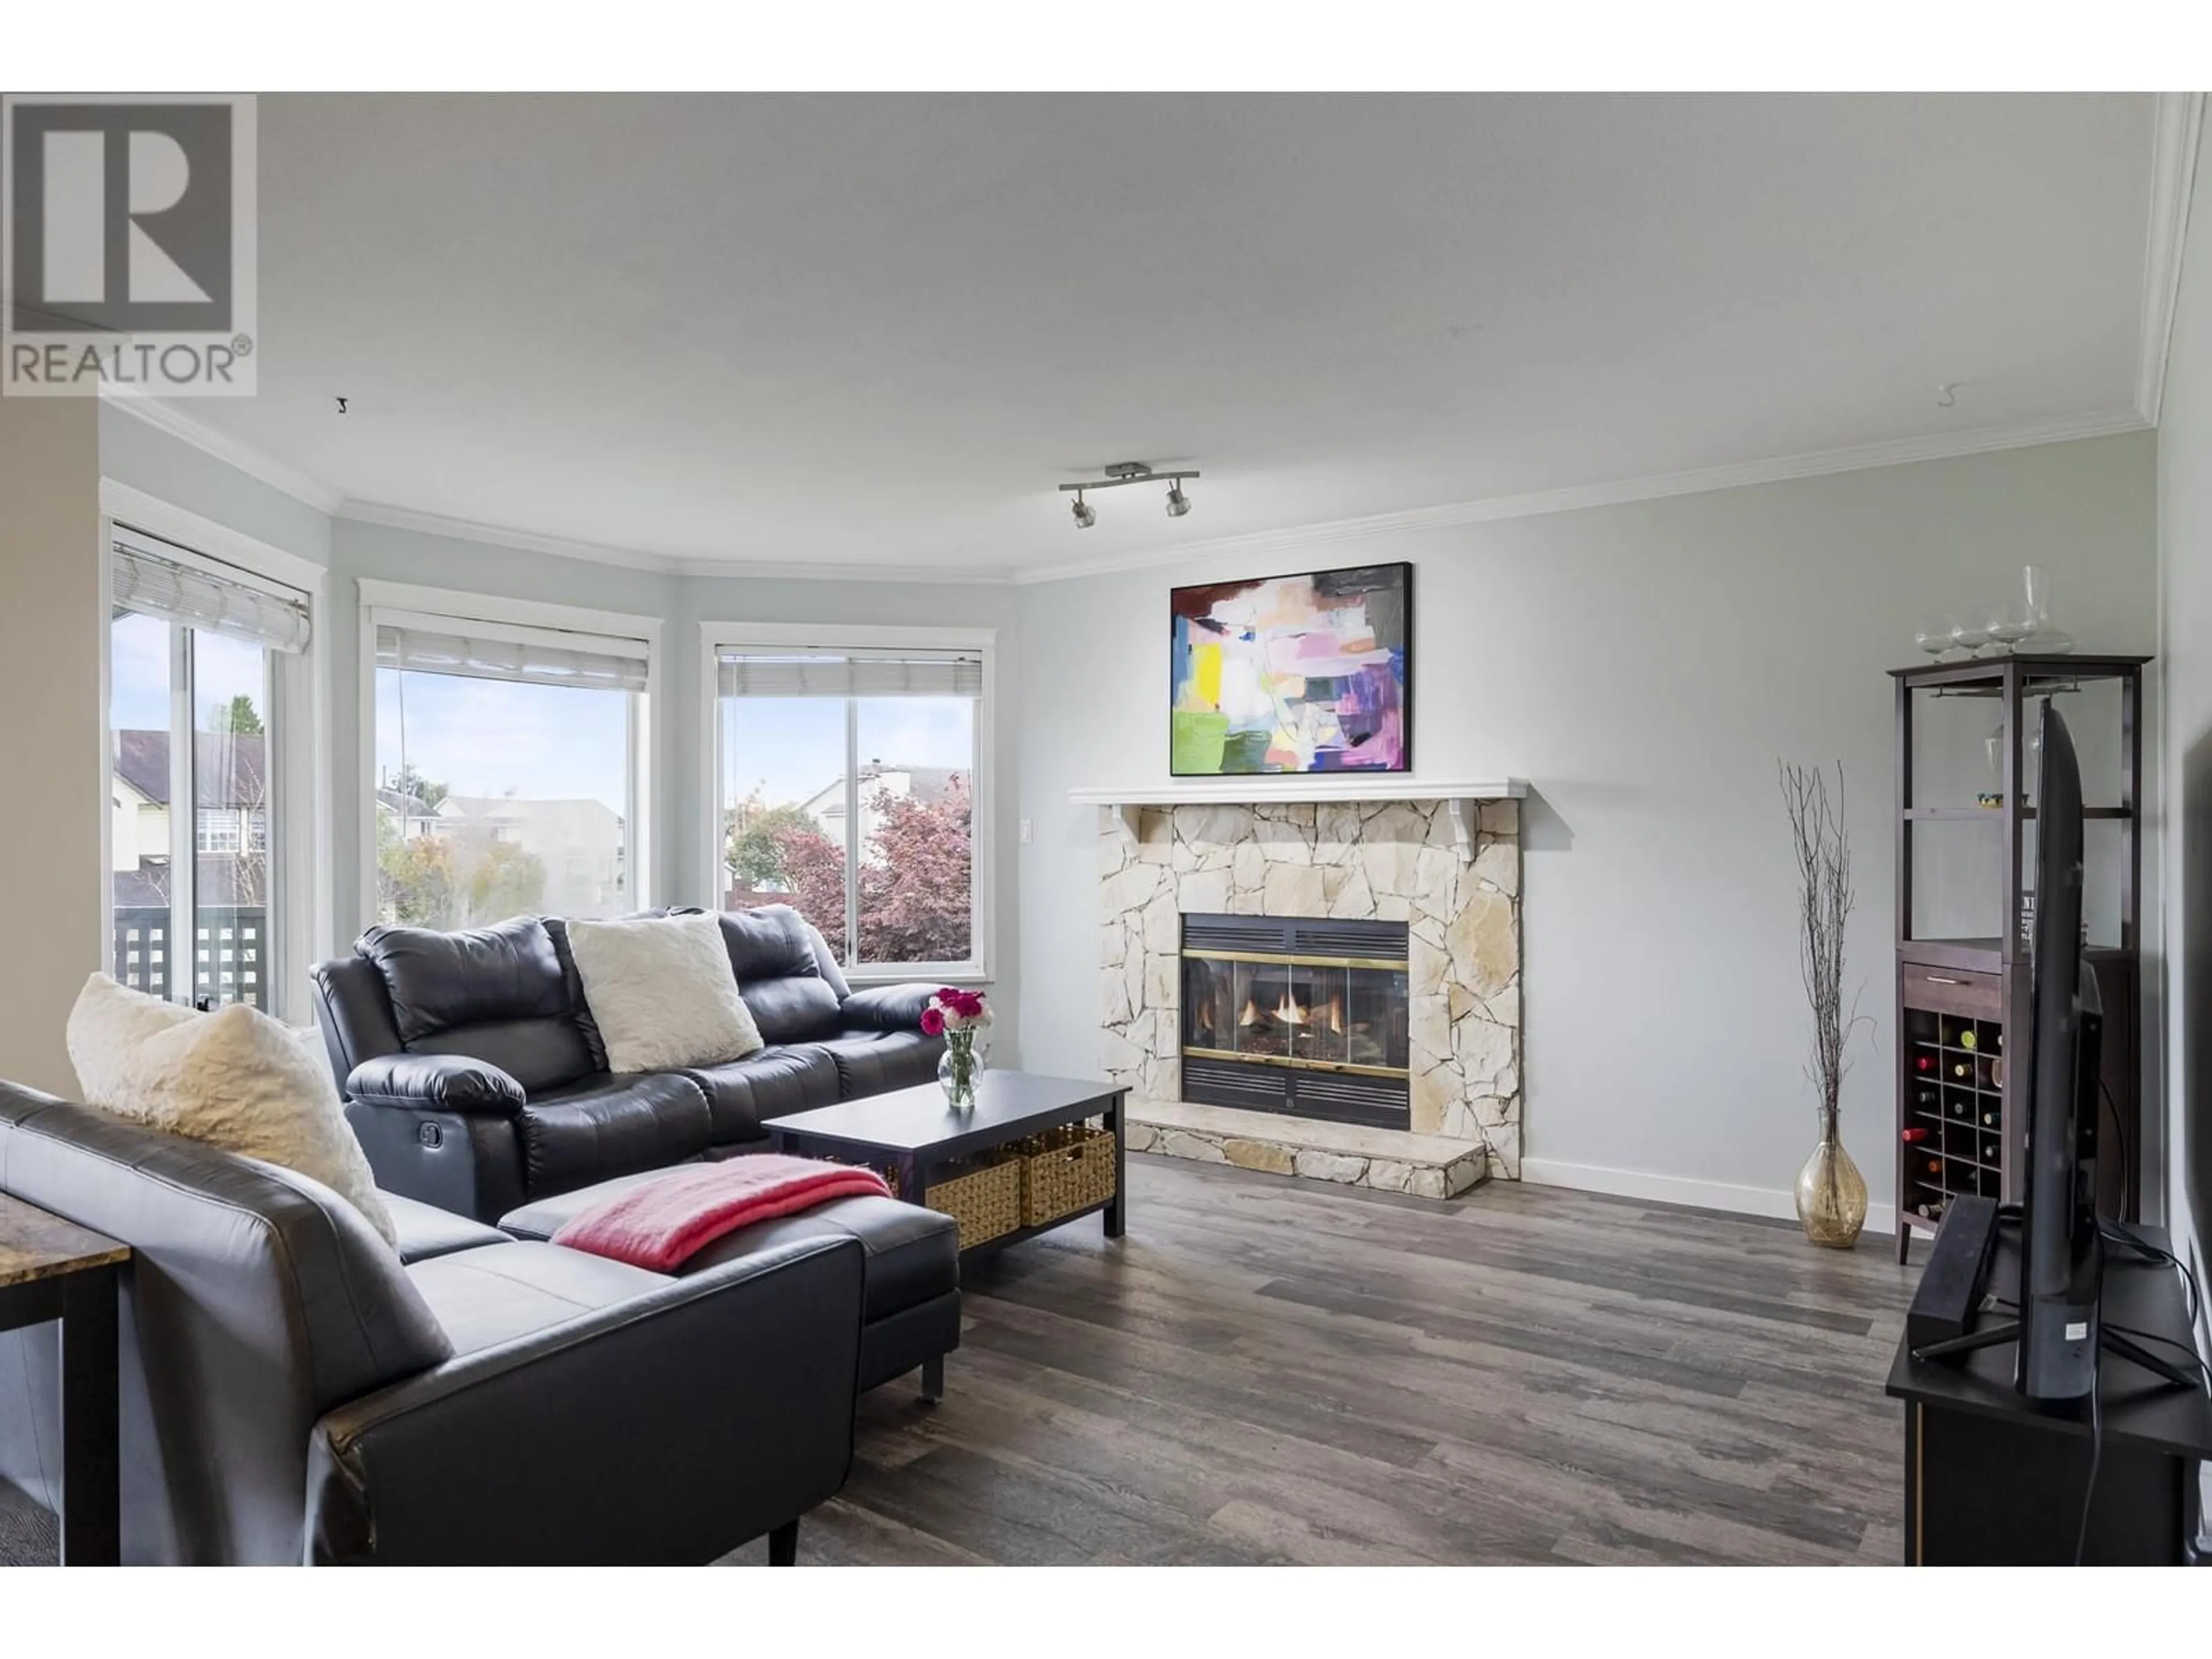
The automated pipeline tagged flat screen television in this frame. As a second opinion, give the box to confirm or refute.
[2015,698,2104,1402]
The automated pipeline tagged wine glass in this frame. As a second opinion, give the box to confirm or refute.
[1949,618,1991,657]
[1986,599,2033,655]
[1915,615,1959,660]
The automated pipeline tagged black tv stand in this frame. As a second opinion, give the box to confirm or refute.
[1912,1317,2203,1393]
[1886,1219,2212,1563]
[1908,1213,2203,1393]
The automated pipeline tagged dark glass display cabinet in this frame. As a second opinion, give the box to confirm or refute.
[1889,653,2148,1265]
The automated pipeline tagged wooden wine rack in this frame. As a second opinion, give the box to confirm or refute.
[1900,1008,2006,1226]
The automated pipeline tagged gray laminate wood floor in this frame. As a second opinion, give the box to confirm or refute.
[729,1152,1916,1566]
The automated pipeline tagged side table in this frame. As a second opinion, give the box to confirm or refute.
[0,1195,130,1565]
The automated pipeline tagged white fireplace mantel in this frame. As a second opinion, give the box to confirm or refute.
[1069,778,1528,857]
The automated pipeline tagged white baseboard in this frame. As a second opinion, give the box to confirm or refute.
[1519,1156,1897,1237]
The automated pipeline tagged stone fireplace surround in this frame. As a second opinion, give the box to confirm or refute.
[1089,786,1524,1194]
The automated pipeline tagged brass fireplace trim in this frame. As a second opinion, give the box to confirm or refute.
[1180,1046,1411,1081]
[1179,947,1411,973]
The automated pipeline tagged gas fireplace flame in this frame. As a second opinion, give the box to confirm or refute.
[1233,991,1347,1033]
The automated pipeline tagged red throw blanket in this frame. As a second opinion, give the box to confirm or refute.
[552,1155,892,1272]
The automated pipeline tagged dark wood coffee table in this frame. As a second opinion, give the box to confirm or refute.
[0,1195,130,1565]
[767,1071,1127,1257]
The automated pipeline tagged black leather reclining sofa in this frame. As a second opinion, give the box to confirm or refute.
[313,904,946,1223]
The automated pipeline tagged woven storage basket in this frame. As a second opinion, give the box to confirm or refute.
[1017,1124,1118,1226]
[925,1154,1022,1249]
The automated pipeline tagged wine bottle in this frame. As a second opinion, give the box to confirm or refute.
[1901,1127,1929,1144]
[1915,1054,1936,1073]
[1959,1029,1978,1051]
[1925,1158,1942,1176]
[1980,1110,1999,1127]
[1952,1060,1971,1080]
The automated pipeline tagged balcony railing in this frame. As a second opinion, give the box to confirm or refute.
[114,905,269,1012]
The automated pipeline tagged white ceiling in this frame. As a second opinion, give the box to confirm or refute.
[161,92,2172,578]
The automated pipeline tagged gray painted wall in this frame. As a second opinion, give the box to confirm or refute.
[2158,130,2210,1312]
[86,404,2162,1227]
[99,406,332,565]
[1016,434,2159,1219]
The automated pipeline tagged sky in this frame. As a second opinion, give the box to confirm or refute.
[111,611,268,733]
[376,669,629,810]
[721,694,975,814]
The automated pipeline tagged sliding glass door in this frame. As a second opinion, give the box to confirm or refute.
[108,530,309,1011]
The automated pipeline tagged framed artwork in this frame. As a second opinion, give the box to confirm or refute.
[1168,561,1412,775]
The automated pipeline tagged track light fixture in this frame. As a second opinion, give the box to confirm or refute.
[1057,461,1200,529]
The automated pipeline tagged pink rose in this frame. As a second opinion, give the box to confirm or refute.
[919,1006,946,1036]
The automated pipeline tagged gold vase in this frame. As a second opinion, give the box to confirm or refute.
[1795,1110,1867,1249]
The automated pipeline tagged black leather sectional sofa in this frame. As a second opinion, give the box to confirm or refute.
[0,1081,863,1564]
[0,905,964,1563]
[313,904,946,1222]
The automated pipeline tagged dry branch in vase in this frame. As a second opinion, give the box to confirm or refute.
[1779,760,1869,1246]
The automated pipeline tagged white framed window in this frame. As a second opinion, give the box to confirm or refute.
[195,809,242,854]
[704,623,993,982]
[103,513,320,1018]
[362,582,658,933]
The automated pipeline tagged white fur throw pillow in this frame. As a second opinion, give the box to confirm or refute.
[564,912,764,1073]
[65,974,399,1248]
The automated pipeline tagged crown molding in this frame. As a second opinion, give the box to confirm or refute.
[334,499,685,574]
[97,393,344,514]
[332,498,1015,585]
[107,400,2152,594]
[1008,407,2152,586]
[2138,90,2205,426]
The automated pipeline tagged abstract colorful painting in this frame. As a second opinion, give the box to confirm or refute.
[1169,562,1411,775]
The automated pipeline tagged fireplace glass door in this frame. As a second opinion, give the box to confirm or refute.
[1178,914,1411,1128]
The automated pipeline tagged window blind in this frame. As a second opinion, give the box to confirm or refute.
[112,544,312,654]
[715,648,983,699]
[377,623,650,692]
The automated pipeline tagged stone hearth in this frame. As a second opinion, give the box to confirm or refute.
[1127,1100,1490,1198]
[1097,796,1522,1182]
